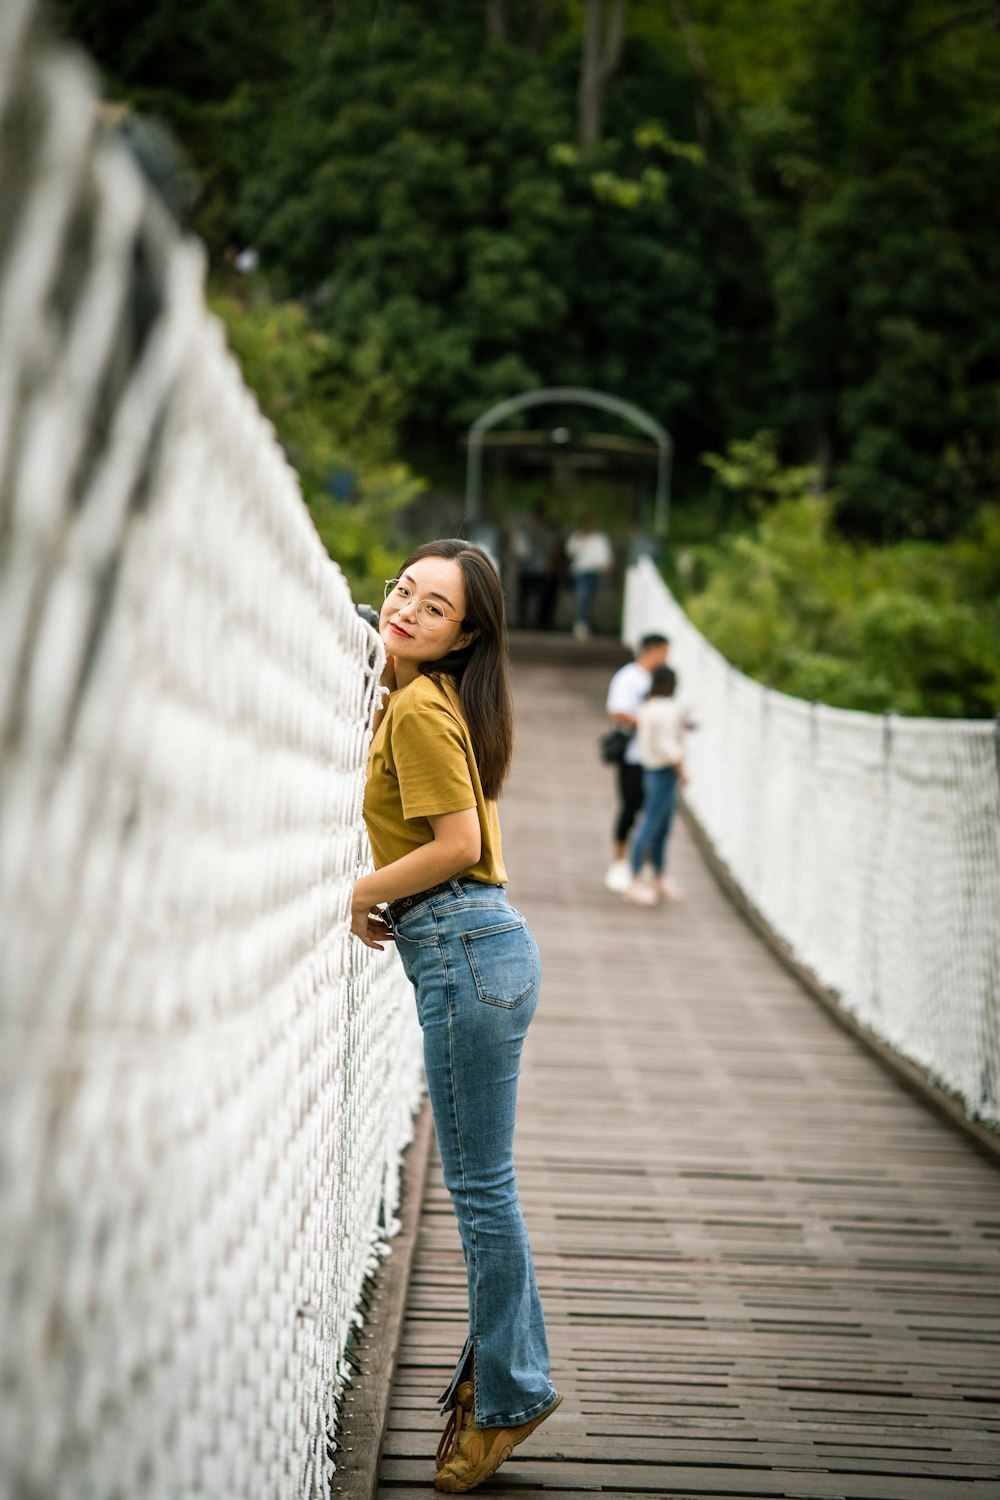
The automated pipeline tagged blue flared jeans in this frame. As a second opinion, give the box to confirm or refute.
[389,879,558,1429]
[629,765,679,877]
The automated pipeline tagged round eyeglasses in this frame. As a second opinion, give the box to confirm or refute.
[383,578,464,630]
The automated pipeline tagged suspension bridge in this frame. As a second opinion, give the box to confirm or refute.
[1,6,998,1498]
[346,654,1000,1499]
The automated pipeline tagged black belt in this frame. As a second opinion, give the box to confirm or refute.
[386,877,496,925]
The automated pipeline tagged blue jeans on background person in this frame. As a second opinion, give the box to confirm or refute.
[571,569,600,627]
[389,879,558,1430]
[629,766,679,877]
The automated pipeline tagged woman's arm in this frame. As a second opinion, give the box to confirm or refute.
[351,807,482,949]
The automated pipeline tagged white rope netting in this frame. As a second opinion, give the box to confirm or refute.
[0,5,422,1496]
[625,558,1000,1127]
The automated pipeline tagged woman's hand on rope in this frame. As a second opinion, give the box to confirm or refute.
[350,813,479,952]
[351,893,394,950]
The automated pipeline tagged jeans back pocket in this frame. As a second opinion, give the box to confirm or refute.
[460,919,538,1008]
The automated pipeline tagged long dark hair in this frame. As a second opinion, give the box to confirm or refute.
[397,538,514,800]
[648,665,677,698]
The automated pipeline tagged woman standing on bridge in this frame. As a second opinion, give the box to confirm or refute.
[351,538,561,1493]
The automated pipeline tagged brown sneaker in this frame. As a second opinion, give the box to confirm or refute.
[433,1380,562,1493]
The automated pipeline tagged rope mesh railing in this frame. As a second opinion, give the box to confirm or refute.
[625,558,1000,1128]
[0,5,422,1496]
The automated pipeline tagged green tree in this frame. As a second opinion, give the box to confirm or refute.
[55,0,1000,548]
[684,440,1000,717]
[210,290,421,601]
[668,0,1000,539]
[239,16,730,454]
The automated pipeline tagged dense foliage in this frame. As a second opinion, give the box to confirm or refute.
[57,0,1000,543]
[677,438,1000,718]
[54,0,999,713]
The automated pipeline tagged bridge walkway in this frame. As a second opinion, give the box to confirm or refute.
[362,658,1000,1499]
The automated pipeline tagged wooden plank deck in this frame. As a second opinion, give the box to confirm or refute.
[374,660,1000,1498]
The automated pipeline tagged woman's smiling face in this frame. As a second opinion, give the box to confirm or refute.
[380,555,473,676]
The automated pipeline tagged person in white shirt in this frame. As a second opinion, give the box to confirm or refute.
[622,665,688,906]
[565,517,614,638]
[604,634,670,891]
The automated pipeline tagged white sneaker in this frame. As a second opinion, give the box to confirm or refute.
[604,860,631,893]
[572,621,590,640]
[657,876,685,901]
[623,879,658,906]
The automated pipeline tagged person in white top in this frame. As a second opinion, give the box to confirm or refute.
[603,634,670,891]
[622,665,688,906]
[565,516,614,638]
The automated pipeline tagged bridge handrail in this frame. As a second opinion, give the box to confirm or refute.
[0,9,420,1496]
[625,559,1000,1128]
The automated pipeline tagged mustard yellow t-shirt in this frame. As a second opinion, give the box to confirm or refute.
[363,672,507,885]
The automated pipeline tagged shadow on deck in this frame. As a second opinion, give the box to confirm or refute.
[346,660,1000,1500]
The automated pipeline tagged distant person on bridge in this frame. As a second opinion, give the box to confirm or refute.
[510,504,562,631]
[565,515,614,638]
[604,633,671,892]
[622,664,688,905]
[352,539,562,1493]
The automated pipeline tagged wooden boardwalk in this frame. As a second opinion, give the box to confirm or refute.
[373,660,1000,1499]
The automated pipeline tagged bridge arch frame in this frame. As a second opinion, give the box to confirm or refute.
[465,386,673,535]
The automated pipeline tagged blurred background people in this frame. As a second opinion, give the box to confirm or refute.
[622,664,688,906]
[566,516,613,639]
[511,505,562,631]
[604,633,670,891]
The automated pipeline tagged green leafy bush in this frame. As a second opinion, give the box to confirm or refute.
[682,440,1000,719]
